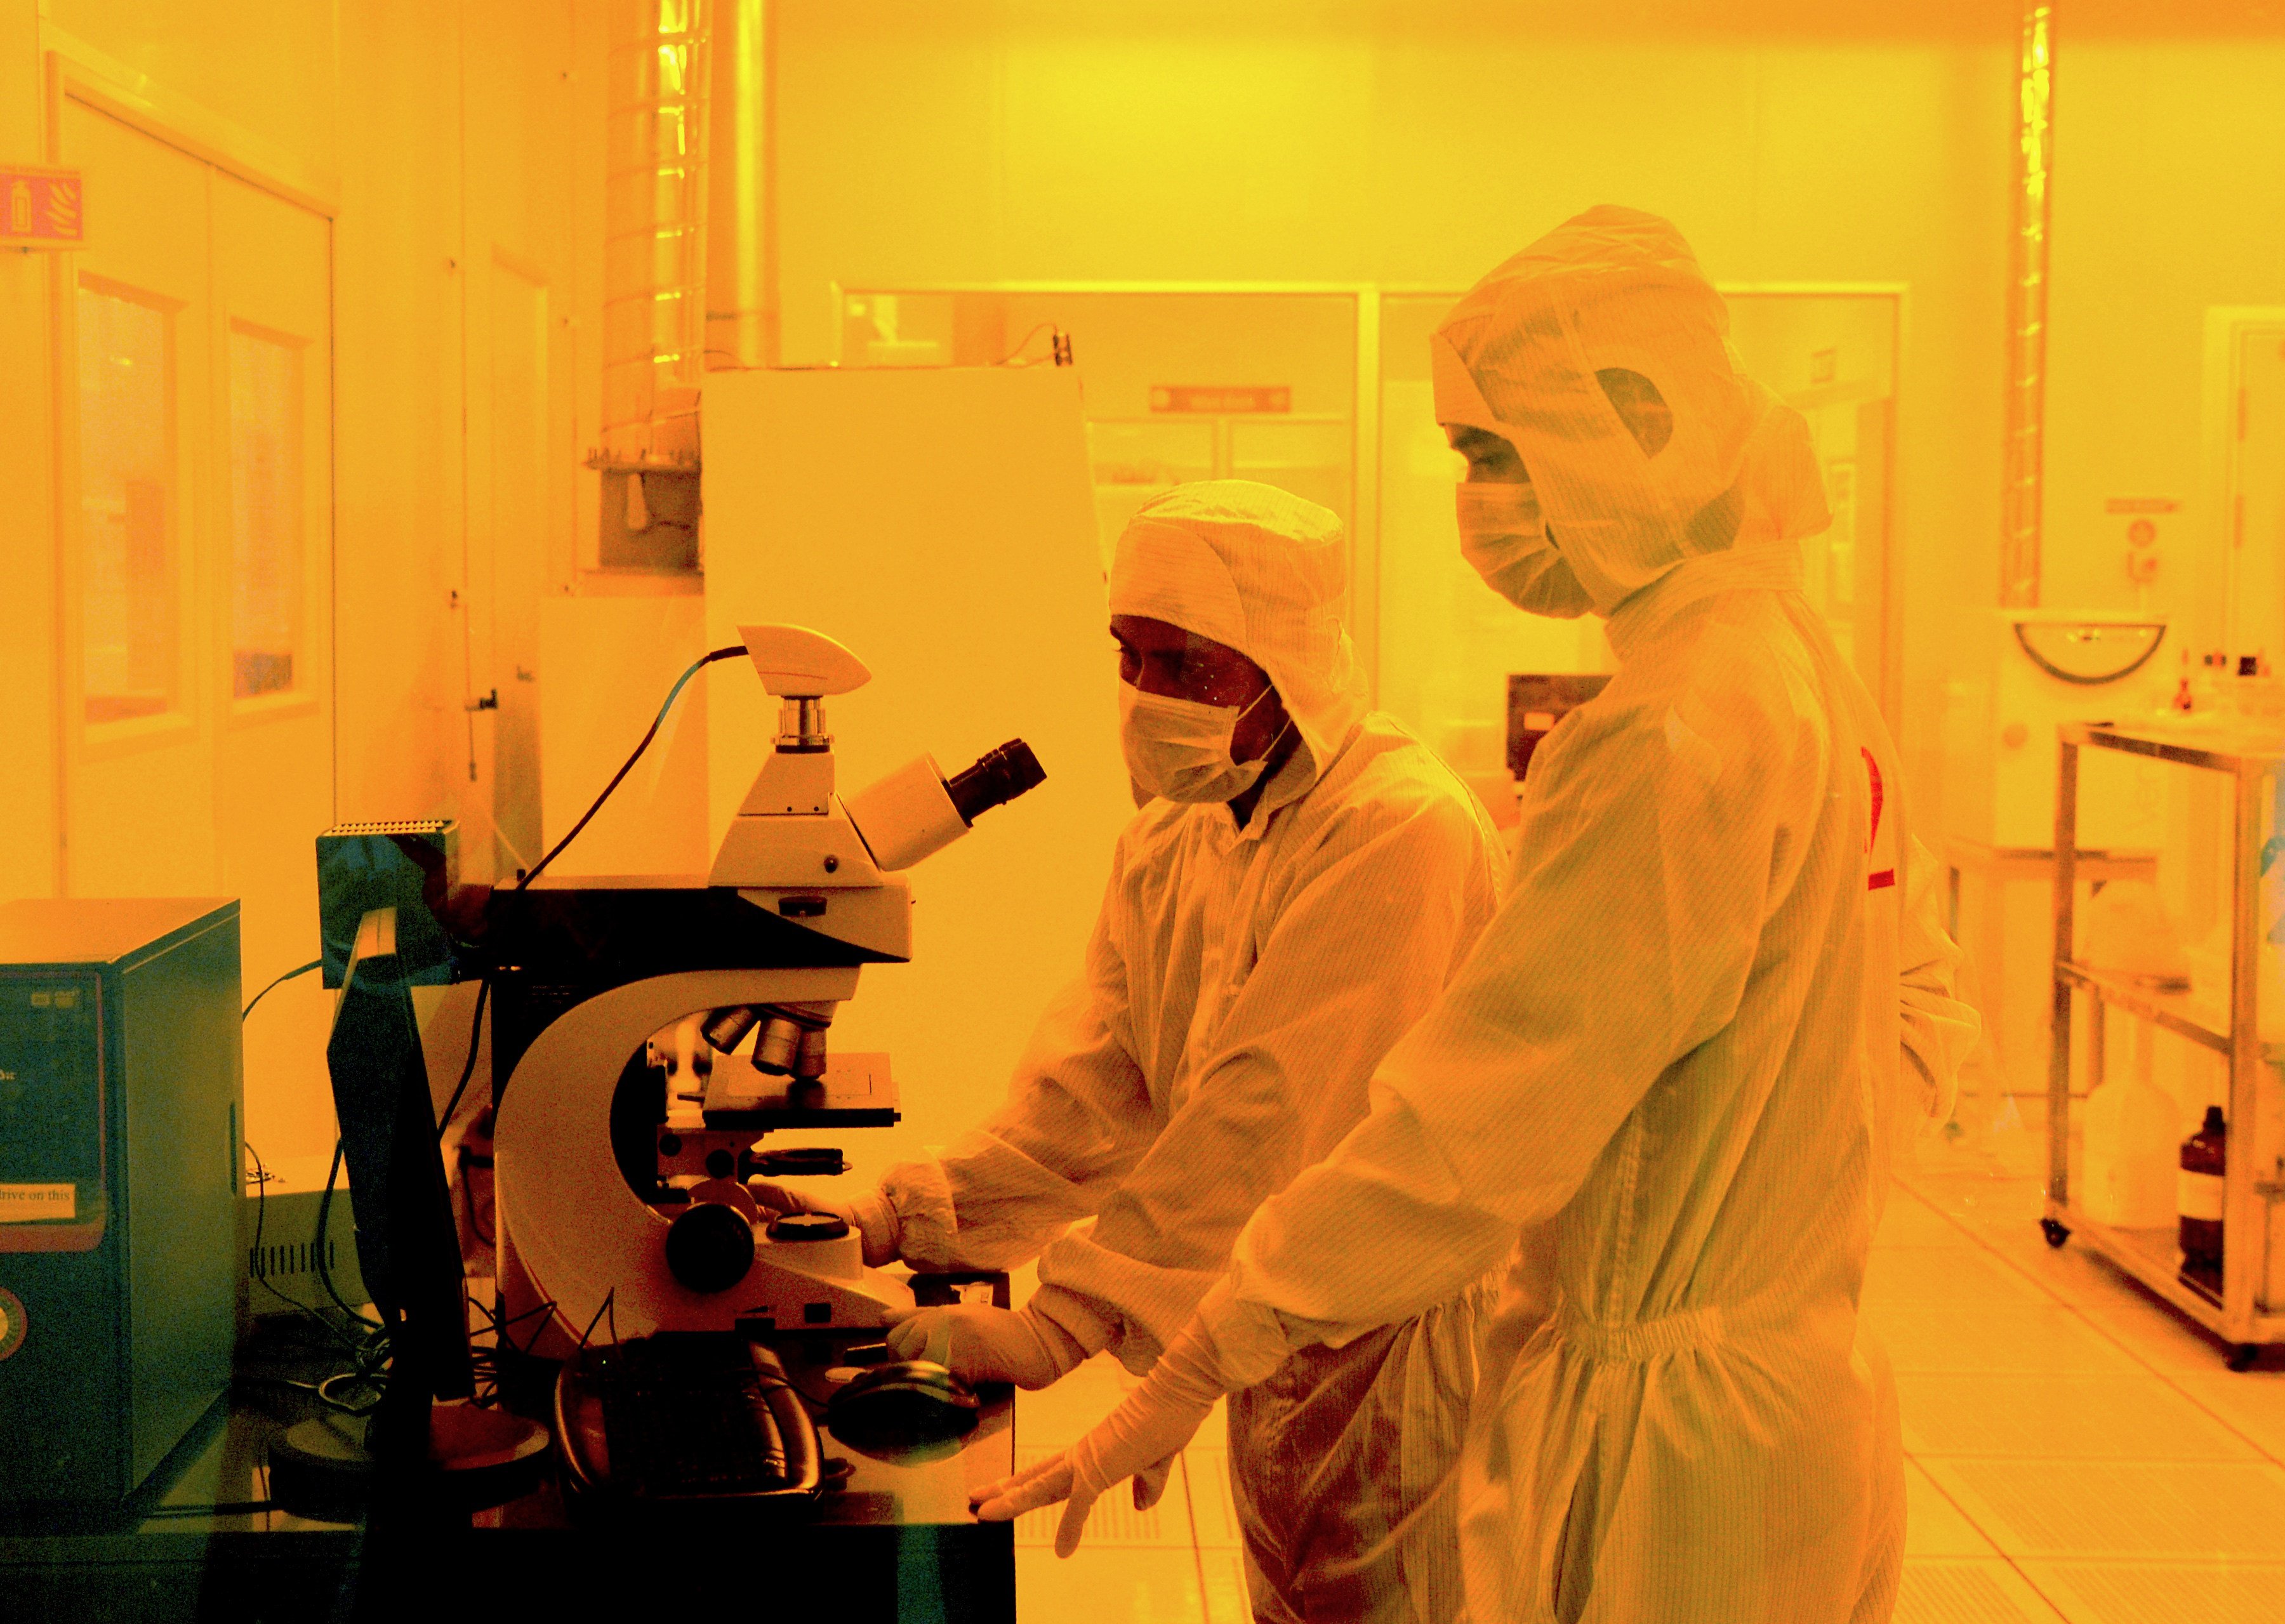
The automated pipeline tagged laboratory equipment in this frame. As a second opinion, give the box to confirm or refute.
[268,906,550,1523]
[825,1358,983,1451]
[0,899,242,1506]
[315,820,460,988]
[554,1333,823,1511]
[1507,674,1613,782]
[489,624,1045,1363]
[699,364,1137,1164]
[2043,722,2285,1370]
[2180,1106,2229,1291]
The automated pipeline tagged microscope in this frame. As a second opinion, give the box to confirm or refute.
[489,624,1043,1361]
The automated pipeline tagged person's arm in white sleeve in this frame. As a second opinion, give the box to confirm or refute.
[1214,680,1818,1347]
[1030,792,1502,1364]
[1897,835,1979,1126]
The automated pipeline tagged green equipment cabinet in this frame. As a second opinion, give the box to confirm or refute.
[0,899,243,1505]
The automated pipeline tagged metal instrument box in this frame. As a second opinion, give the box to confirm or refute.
[0,898,243,1505]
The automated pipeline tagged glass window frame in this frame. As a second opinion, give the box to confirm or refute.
[222,316,311,715]
[72,270,194,745]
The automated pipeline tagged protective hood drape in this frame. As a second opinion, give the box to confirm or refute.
[1432,204,1832,617]
[1106,480,1368,788]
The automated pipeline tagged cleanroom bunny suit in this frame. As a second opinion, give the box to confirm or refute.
[881,483,1509,1621]
[982,208,1978,1624]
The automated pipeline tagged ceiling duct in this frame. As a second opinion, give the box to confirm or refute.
[1999,2,2055,608]
[707,0,776,371]
[593,0,710,564]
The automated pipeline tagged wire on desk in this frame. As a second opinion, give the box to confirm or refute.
[313,1138,384,1335]
[242,1140,366,1356]
[574,1288,618,1357]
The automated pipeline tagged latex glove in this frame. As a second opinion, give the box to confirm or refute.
[745,1173,901,1267]
[971,1311,1228,1556]
[883,1302,1088,1390]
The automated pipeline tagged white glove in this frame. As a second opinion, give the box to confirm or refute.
[745,1173,901,1267]
[882,1302,1088,1390]
[971,1310,1228,1556]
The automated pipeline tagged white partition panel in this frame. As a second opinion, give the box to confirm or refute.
[538,592,711,876]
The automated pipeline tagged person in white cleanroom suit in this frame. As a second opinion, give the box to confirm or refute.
[755,480,1507,1623]
[974,207,1980,1624]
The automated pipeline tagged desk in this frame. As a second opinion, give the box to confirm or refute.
[1,1314,1017,1621]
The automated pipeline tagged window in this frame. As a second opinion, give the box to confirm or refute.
[228,325,303,699]
[76,282,179,725]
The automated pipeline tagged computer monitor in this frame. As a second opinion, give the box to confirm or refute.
[326,908,473,1405]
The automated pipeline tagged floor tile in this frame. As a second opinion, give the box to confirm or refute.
[2164,1369,2285,1464]
[2060,1279,2253,1377]
[1867,1244,2053,1306]
[2016,1559,2285,1624]
[1906,1458,2003,1556]
[1893,1558,2066,1623]
[1008,1445,1196,1550]
[1869,1300,2144,1376]
[1016,1545,1208,1624]
[1184,1447,1243,1550]
[1921,1458,2285,1560]
[1198,1548,1253,1624]
[1878,1192,1980,1249]
[1895,1372,2261,1461]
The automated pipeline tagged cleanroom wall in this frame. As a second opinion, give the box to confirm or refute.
[768,0,2018,832]
[0,0,593,1164]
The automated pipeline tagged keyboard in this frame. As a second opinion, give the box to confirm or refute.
[591,1332,809,1499]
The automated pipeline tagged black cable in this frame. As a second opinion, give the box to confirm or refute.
[574,1288,617,1357]
[434,978,490,1138]
[313,1139,383,1332]
[242,958,323,1020]
[241,1141,364,1353]
[316,1370,385,1416]
[517,644,745,890]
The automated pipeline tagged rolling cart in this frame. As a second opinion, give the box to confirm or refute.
[2043,722,2285,1371]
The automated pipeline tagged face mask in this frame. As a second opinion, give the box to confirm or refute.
[1455,480,1594,619]
[1120,682,1280,803]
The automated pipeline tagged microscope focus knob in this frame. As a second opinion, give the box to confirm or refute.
[665,1201,756,1293]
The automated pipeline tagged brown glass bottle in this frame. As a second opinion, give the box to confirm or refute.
[2178,1106,2227,1291]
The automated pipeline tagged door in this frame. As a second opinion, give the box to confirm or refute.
[477,256,552,880]
[56,99,337,1159]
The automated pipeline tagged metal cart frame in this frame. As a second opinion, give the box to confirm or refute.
[2044,722,2284,1368]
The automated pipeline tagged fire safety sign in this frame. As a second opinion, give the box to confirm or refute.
[1,166,84,249]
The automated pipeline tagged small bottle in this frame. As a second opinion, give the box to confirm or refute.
[2171,650,2194,713]
[2189,652,2227,715]
[2179,1106,2227,1290]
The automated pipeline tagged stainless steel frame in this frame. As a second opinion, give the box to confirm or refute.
[2047,722,2285,1368]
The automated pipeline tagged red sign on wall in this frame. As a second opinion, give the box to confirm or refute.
[1149,385,1291,415]
[1,167,84,249]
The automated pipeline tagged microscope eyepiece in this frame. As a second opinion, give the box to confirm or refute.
[945,739,1046,826]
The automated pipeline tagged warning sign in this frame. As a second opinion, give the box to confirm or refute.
[0,167,83,249]
[1150,385,1291,415]
[0,1184,76,1223]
